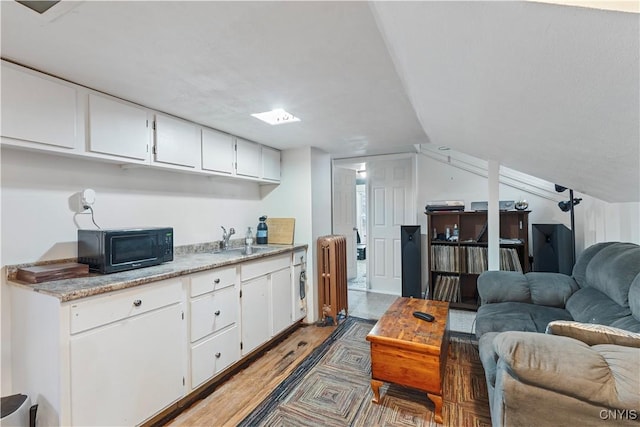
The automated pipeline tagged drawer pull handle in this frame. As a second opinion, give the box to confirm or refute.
[133,299,142,307]
[214,278,221,284]
[214,310,221,316]
[215,352,221,358]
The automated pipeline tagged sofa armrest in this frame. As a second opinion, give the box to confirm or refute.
[546,320,640,348]
[478,271,578,307]
[494,331,640,410]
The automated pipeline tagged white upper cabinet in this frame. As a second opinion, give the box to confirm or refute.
[1,61,281,184]
[235,138,261,178]
[1,62,80,150]
[202,127,235,175]
[262,146,281,182]
[154,113,200,168]
[87,94,150,162]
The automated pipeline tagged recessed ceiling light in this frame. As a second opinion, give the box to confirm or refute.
[438,146,451,151]
[251,108,301,126]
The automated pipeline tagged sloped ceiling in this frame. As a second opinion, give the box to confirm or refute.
[371,1,639,202]
[1,1,638,202]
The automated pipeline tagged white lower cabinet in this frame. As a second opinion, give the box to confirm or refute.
[10,249,307,426]
[69,302,184,426]
[10,278,187,426]
[240,274,270,356]
[240,255,293,356]
[271,268,293,336]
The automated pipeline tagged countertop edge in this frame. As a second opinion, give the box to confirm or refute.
[6,244,308,302]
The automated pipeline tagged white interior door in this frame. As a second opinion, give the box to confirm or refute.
[332,167,357,280]
[368,157,415,294]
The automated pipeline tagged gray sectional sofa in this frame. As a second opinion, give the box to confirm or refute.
[475,242,640,426]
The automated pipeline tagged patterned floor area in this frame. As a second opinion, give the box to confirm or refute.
[239,317,491,426]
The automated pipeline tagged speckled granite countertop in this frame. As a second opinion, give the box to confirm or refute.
[6,243,307,302]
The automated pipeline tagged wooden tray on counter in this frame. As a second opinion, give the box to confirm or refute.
[16,262,89,284]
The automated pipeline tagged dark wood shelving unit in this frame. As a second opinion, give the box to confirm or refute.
[426,210,530,310]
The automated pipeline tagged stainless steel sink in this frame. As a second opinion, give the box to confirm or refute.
[212,246,272,256]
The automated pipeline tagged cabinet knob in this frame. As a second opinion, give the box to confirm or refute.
[214,278,221,284]
[215,352,221,358]
[214,310,221,316]
[133,299,142,307]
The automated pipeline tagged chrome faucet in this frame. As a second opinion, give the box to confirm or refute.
[221,226,235,250]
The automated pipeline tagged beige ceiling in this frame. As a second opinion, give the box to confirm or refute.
[1,1,638,202]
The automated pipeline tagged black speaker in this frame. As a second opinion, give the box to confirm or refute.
[532,223,573,275]
[401,225,422,298]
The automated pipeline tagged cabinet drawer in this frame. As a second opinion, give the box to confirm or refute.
[240,255,290,281]
[70,279,182,334]
[191,326,239,389]
[190,267,236,297]
[190,286,237,342]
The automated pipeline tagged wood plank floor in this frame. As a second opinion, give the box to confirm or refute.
[165,323,337,426]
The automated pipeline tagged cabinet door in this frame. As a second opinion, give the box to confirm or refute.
[154,113,200,168]
[1,63,78,149]
[240,275,270,355]
[202,128,235,174]
[261,146,281,182]
[235,138,261,178]
[271,268,293,336]
[88,94,150,161]
[69,303,185,426]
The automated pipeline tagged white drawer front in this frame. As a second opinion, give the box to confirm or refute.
[70,279,182,334]
[190,286,237,342]
[240,255,290,281]
[190,267,236,297]
[191,326,239,389]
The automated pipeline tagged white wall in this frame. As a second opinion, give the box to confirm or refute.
[1,146,328,395]
[1,148,265,264]
[260,146,332,323]
[416,153,640,258]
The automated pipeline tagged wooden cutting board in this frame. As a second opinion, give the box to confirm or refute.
[16,262,89,284]
[265,218,295,245]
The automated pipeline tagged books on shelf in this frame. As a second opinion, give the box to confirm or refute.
[430,244,461,272]
[432,275,460,302]
[431,244,522,274]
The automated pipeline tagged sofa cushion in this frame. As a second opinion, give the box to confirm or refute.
[475,302,573,337]
[477,271,532,304]
[582,243,640,307]
[609,316,640,333]
[629,274,640,322]
[566,287,633,326]
[571,242,616,288]
[546,320,640,347]
[524,272,579,307]
[493,332,640,410]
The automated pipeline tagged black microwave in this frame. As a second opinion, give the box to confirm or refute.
[78,227,173,274]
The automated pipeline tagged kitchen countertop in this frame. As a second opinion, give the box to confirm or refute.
[6,244,307,302]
